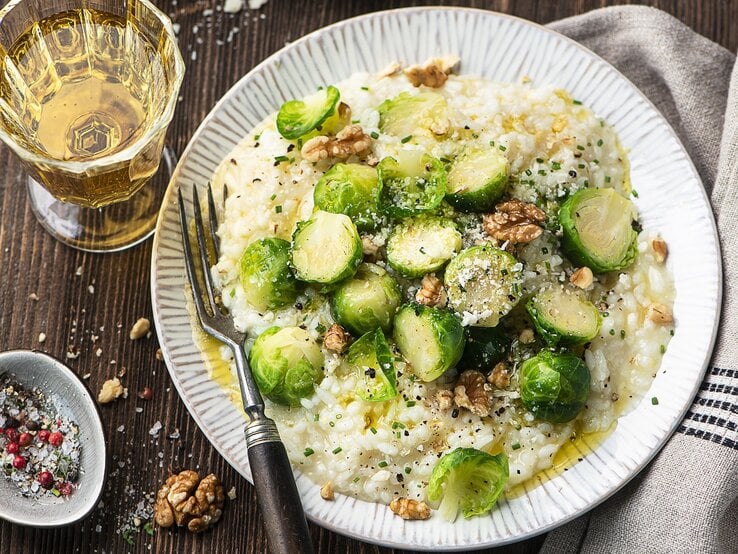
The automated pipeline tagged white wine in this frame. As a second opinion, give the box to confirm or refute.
[0,8,169,208]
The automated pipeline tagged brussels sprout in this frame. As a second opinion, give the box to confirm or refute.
[249,326,324,406]
[330,263,402,336]
[276,85,341,140]
[519,350,590,423]
[386,216,462,278]
[377,151,447,218]
[427,447,509,522]
[393,304,464,382]
[378,91,449,138]
[291,210,363,284]
[559,188,638,273]
[347,328,397,402]
[446,148,508,212]
[313,163,380,232]
[444,245,523,327]
[526,286,601,346]
[459,326,511,370]
[239,238,301,311]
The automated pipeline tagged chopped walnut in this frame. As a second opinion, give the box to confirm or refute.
[483,200,545,244]
[320,481,335,501]
[652,238,668,263]
[415,274,447,307]
[403,55,460,88]
[488,362,511,389]
[129,317,151,340]
[519,328,535,344]
[154,471,225,533]
[301,125,372,162]
[324,323,350,353]
[361,235,380,260]
[97,377,125,404]
[454,370,490,417]
[389,497,432,520]
[646,303,673,324]
[570,267,594,289]
[429,118,450,136]
[435,389,454,410]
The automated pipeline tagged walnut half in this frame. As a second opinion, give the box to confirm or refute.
[404,55,460,88]
[483,200,545,244]
[154,470,225,533]
[454,370,490,417]
[301,125,372,162]
[389,497,432,520]
[324,323,350,353]
[415,274,446,307]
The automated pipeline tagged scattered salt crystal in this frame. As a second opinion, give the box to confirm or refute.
[118,461,125,468]
[248,0,268,8]
[38,333,46,343]
[203,9,213,16]
[227,486,237,500]
[192,25,199,34]
[95,348,102,357]
[149,421,162,436]
[95,524,102,533]
[223,0,243,13]
[82,373,91,380]
[168,428,181,440]
[191,51,197,61]
[172,23,180,35]
[135,407,143,413]
[88,285,95,294]
[28,292,39,301]
[75,266,83,276]
[117,425,125,433]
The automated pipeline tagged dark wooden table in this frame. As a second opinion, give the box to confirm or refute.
[0,1,734,552]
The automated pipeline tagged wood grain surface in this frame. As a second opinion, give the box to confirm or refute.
[0,1,734,553]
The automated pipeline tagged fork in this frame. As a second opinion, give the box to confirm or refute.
[178,184,314,554]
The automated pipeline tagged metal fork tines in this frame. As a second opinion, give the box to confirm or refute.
[177,183,314,554]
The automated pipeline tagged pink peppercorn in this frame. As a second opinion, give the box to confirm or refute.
[57,482,73,496]
[12,456,26,469]
[37,430,50,443]
[5,428,18,443]
[6,442,19,455]
[48,432,63,447]
[37,471,54,489]
[18,433,32,447]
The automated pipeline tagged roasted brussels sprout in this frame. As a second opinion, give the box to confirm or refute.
[276,85,341,140]
[290,210,363,284]
[249,326,324,406]
[427,447,509,522]
[378,91,449,138]
[393,303,465,382]
[313,163,380,232]
[330,263,402,336]
[385,216,462,278]
[444,245,523,327]
[239,237,301,311]
[346,328,397,402]
[446,148,508,212]
[377,151,447,218]
[559,187,638,273]
[519,350,590,423]
[526,286,601,346]
[459,326,511,370]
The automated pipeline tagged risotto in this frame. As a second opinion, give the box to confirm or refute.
[207,59,675,517]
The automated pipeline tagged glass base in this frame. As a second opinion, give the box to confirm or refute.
[26,147,176,253]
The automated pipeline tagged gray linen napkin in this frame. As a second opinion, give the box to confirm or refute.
[537,6,738,554]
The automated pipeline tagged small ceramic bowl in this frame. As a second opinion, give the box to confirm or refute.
[0,350,107,527]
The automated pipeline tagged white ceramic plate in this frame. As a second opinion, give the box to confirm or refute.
[150,8,721,550]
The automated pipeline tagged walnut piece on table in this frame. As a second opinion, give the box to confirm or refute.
[301,124,372,162]
[324,323,350,353]
[389,497,432,520]
[651,238,668,263]
[483,199,546,244]
[97,377,126,404]
[320,481,335,501]
[454,370,490,417]
[154,470,225,533]
[404,55,460,88]
[129,317,151,340]
[415,274,446,307]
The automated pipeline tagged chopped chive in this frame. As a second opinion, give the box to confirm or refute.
[578,163,585,169]
[316,323,326,334]
[254,133,261,141]
[577,145,585,151]
[512,442,521,450]
[370,131,379,139]
[498,144,507,151]
[632,189,639,198]
[593,159,599,165]
[275,205,282,213]
[489,140,496,147]
[406,401,416,407]
[391,421,405,430]
[361,86,369,91]
[620,329,626,339]
[332,446,343,454]
[144,522,154,536]
[329,421,335,427]
[404,467,412,474]
[314,414,320,421]
[602,311,609,317]
[304,447,315,457]
[551,161,561,170]
[609,329,615,336]
[400,135,412,143]
[605,176,611,183]
[660,344,666,354]
[369,427,377,434]
[651,396,659,405]
[335,414,342,420]
[353,476,361,483]
[536,157,544,164]
[572,99,583,105]
[583,179,589,186]
[670,329,675,336]
[597,139,604,147]
[274,155,289,163]
[525,169,532,176]
[538,169,546,176]
[270,193,276,200]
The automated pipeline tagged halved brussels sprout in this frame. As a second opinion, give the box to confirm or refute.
[393,304,464,382]
[291,210,363,284]
[276,85,341,140]
[330,263,402,336]
[427,447,509,522]
[459,326,511,370]
[239,237,301,312]
[446,148,508,212]
[313,163,380,232]
[559,188,638,273]
[526,286,601,346]
[378,91,449,138]
[249,326,324,406]
[444,245,523,327]
[377,151,447,218]
[346,328,397,402]
[519,350,590,423]
[386,216,462,278]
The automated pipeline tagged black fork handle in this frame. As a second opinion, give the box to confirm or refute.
[248,439,314,554]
